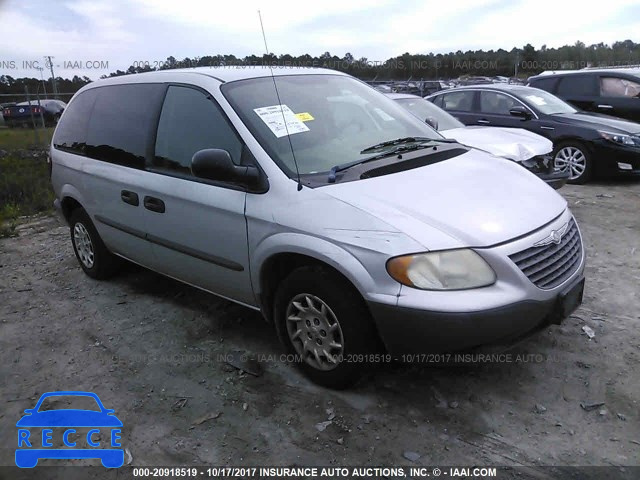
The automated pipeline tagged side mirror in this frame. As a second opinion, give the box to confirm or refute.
[191,149,261,187]
[509,106,532,120]
[425,117,439,130]
[23,409,34,414]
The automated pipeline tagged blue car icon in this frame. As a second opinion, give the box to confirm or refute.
[16,391,124,468]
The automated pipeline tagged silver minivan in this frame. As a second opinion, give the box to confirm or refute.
[51,67,586,388]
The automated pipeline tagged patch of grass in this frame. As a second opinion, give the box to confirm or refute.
[0,126,54,150]
[0,155,54,237]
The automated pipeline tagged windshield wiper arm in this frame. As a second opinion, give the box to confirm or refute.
[328,156,385,183]
[329,140,457,183]
[360,136,436,154]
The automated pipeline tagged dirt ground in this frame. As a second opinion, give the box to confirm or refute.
[1,180,639,478]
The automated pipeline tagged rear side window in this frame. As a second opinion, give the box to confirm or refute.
[153,85,243,174]
[600,76,640,98]
[529,77,557,92]
[440,91,475,112]
[479,91,522,115]
[556,75,597,96]
[52,90,98,154]
[85,83,166,169]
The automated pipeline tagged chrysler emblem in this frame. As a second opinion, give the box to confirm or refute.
[533,222,569,247]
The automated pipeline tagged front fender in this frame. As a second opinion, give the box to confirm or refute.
[251,232,401,305]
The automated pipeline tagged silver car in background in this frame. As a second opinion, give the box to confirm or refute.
[51,68,586,388]
[387,93,570,189]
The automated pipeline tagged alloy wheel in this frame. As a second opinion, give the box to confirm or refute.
[73,222,95,269]
[554,146,586,180]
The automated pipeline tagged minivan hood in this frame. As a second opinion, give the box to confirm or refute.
[553,112,640,134]
[322,150,566,250]
[441,126,552,161]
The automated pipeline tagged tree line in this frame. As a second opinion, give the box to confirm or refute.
[1,40,638,98]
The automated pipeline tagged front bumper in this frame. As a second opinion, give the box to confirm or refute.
[537,170,570,190]
[591,139,640,177]
[366,209,586,355]
[521,154,569,189]
[369,275,584,355]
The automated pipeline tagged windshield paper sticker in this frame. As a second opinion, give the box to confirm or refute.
[254,105,310,138]
[525,95,547,106]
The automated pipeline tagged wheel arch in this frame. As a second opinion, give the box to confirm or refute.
[58,184,87,222]
[552,136,594,153]
[253,234,381,323]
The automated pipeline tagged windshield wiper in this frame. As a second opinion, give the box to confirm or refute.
[328,139,457,183]
[359,136,454,154]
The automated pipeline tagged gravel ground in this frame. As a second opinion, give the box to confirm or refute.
[1,180,639,478]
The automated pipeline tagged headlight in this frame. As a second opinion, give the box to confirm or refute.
[598,130,636,146]
[386,249,496,290]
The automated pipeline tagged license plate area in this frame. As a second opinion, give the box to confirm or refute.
[553,277,585,324]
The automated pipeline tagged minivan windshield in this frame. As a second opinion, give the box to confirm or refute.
[520,89,577,115]
[222,74,442,177]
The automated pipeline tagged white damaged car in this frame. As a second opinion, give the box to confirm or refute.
[388,93,569,189]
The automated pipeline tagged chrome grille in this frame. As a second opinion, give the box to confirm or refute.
[509,219,582,289]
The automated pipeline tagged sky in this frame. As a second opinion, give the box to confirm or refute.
[1,0,639,81]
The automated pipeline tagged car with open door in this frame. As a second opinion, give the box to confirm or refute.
[427,84,640,184]
[527,68,640,123]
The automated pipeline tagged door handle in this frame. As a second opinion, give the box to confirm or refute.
[477,119,490,124]
[143,196,165,213]
[121,190,139,206]
[597,104,613,109]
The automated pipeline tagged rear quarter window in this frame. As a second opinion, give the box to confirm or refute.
[430,95,444,108]
[85,83,166,169]
[52,90,98,154]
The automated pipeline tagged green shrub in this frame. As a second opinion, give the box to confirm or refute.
[0,155,54,237]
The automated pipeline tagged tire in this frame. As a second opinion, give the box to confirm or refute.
[553,141,593,184]
[273,265,379,389]
[69,208,122,279]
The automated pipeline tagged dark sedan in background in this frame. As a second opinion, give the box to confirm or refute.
[426,85,640,184]
[2,99,66,128]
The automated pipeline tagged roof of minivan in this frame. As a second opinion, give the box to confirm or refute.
[84,66,346,88]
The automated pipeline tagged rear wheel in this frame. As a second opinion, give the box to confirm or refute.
[274,265,379,389]
[554,141,592,184]
[69,208,122,279]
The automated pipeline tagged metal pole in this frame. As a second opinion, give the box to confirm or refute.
[38,67,48,98]
[25,85,41,146]
[35,87,46,129]
[46,56,58,99]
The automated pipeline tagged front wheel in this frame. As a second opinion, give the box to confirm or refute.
[554,141,592,184]
[69,208,122,279]
[273,266,379,389]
